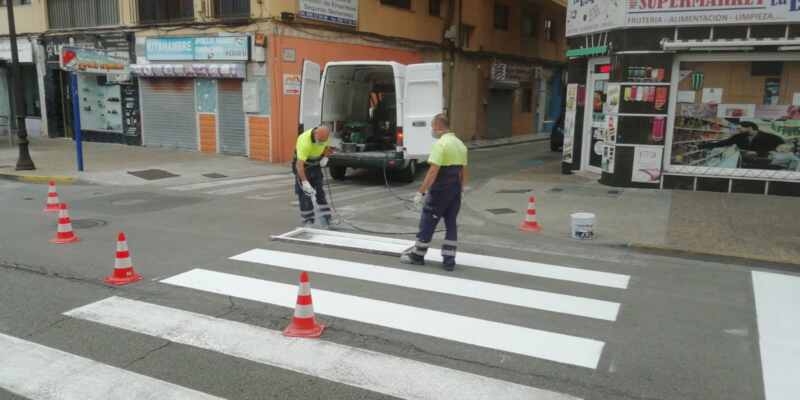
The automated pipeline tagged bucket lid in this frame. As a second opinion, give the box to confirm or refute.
[571,212,595,219]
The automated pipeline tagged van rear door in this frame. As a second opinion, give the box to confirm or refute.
[403,63,443,157]
[299,60,321,132]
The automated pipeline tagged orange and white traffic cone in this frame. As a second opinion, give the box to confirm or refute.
[104,232,142,286]
[50,203,80,244]
[43,180,61,213]
[519,195,542,233]
[283,271,325,338]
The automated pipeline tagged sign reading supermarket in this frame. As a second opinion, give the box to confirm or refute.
[568,0,800,36]
[627,0,800,27]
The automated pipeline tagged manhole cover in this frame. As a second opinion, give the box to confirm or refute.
[608,190,622,195]
[486,208,516,215]
[23,197,34,201]
[111,199,148,206]
[71,219,108,229]
[127,169,180,181]
[203,173,228,179]
[496,189,532,194]
[549,188,565,193]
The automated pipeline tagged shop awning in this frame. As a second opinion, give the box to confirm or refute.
[131,63,246,79]
[566,46,608,59]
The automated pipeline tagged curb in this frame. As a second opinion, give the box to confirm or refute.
[0,172,78,185]
[625,242,800,270]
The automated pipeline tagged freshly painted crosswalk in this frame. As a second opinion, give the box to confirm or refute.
[66,297,581,400]
[161,268,605,368]
[166,174,291,191]
[752,271,800,400]
[0,333,224,400]
[231,249,621,321]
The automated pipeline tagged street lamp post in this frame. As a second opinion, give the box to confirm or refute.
[6,0,35,170]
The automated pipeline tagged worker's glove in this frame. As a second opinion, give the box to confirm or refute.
[413,192,425,211]
[302,181,317,197]
[320,157,329,168]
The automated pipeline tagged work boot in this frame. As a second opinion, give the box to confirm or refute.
[442,262,455,272]
[400,251,425,266]
[318,216,331,230]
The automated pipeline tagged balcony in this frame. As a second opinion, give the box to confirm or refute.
[138,0,194,25]
[214,0,250,19]
[48,0,120,29]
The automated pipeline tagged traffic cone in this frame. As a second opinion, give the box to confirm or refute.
[104,232,142,286]
[519,195,542,233]
[50,203,80,244]
[283,271,325,338]
[43,180,61,213]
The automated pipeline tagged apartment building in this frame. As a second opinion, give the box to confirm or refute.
[0,0,566,163]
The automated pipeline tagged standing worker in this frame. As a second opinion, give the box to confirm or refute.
[401,113,468,271]
[294,125,334,228]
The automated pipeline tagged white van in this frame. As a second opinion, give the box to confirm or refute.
[299,60,443,182]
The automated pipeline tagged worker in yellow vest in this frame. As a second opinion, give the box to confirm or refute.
[294,125,334,228]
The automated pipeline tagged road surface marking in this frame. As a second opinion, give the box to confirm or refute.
[66,297,582,400]
[232,249,620,321]
[166,174,290,191]
[0,332,224,400]
[268,228,630,289]
[426,252,630,289]
[161,269,605,368]
[752,271,800,400]
[204,181,293,195]
[291,186,390,206]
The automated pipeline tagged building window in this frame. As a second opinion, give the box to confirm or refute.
[48,0,120,29]
[544,18,555,41]
[429,0,441,17]
[460,24,475,49]
[139,0,194,24]
[522,87,533,113]
[214,0,250,18]
[0,0,32,5]
[380,0,411,10]
[494,3,509,31]
[521,13,536,38]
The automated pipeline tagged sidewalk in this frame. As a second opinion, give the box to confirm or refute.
[0,137,289,186]
[466,151,800,266]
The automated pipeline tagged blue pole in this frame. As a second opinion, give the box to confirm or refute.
[70,73,83,171]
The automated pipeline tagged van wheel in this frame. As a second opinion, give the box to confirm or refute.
[330,166,347,181]
[397,160,417,183]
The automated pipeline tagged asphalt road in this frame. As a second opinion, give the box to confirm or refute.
[0,141,793,400]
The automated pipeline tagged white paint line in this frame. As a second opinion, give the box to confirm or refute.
[204,180,293,195]
[427,252,630,290]
[0,332,224,400]
[292,186,389,205]
[232,249,620,321]
[166,174,291,191]
[270,228,630,289]
[161,269,605,368]
[752,271,800,400]
[66,297,581,400]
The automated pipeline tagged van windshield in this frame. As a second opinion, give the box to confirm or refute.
[323,65,397,153]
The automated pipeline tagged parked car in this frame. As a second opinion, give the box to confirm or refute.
[550,109,565,152]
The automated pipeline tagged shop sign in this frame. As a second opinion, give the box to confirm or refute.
[491,63,533,82]
[146,36,249,62]
[60,47,130,75]
[563,83,579,163]
[45,33,131,64]
[632,146,664,184]
[299,0,358,27]
[0,39,33,63]
[283,74,302,95]
[627,0,800,27]
[566,0,625,37]
[130,63,246,79]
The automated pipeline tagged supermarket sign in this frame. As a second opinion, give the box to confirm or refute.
[568,0,800,36]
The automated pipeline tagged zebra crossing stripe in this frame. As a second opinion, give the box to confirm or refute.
[0,332,225,400]
[204,180,293,195]
[65,297,582,400]
[166,174,290,191]
[231,249,621,321]
[160,269,605,368]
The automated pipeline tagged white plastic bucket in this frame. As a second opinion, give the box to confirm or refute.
[571,212,595,240]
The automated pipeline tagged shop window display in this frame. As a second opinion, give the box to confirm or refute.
[78,74,123,133]
[671,61,800,173]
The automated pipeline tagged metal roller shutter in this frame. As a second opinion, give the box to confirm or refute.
[140,79,196,150]
[218,80,247,156]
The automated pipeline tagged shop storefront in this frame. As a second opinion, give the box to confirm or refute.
[43,32,138,144]
[564,1,800,197]
[0,37,41,136]
[132,34,264,156]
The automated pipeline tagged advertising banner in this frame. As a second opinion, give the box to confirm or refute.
[632,146,664,184]
[626,1,800,28]
[146,36,249,61]
[566,0,626,37]
[60,47,130,75]
[563,83,579,163]
[299,0,358,27]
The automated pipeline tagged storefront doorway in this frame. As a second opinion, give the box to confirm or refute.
[582,58,610,173]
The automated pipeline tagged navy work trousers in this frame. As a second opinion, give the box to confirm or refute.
[412,166,462,265]
[293,164,331,225]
